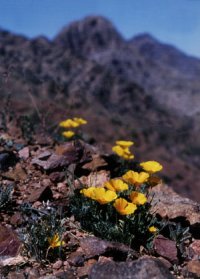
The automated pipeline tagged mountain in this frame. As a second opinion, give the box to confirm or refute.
[0,16,200,200]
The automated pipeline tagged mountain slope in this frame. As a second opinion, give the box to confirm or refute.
[0,16,200,200]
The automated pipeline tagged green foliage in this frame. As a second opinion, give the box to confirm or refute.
[0,184,13,210]
[70,189,159,250]
[20,203,65,262]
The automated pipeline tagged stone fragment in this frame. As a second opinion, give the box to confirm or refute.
[52,260,63,269]
[150,184,200,227]
[0,225,21,257]
[0,255,25,267]
[67,251,85,267]
[82,154,107,171]
[76,170,110,188]
[77,259,97,278]
[10,212,23,226]
[27,185,53,202]
[55,140,92,164]
[188,240,200,260]
[32,152,71,171]
[186,260,200,277]
[2,163,27,181]
[49,171,65,183]
[80,236,138,259]
[89,257,175,279]
[153,235,177,263]
[18,146,29,160]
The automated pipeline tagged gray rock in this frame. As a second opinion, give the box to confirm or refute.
[89,257,175,279]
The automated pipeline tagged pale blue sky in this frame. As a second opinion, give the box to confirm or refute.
[0,0,200,57]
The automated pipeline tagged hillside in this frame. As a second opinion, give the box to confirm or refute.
[0,16,200,200]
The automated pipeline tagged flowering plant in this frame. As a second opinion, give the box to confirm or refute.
[71,141,163,250]
[59,117,87,139]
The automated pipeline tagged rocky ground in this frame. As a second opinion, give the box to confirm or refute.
[1,122,200,279]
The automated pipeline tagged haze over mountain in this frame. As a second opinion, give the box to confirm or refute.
[0,16,200,200]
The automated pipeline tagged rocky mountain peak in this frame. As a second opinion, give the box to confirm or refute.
[54,15,123,56]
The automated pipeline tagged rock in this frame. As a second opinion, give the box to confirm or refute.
[32,152,71,172]
[185,260,200,277]
[2,163,27,181]
[89,257,175,279]
[82,154,107,171]
[0,255,25,267]
[153,235,177,263]
[76,170,110,188]
[53,260,63,270]
[80,236,138,260]
[77,259,97,278]
[27,185,53,202]
[0,151,18,171]
[188,240,200,260]
[68,251,85,267]
[49,171,66,183]
[10,212,23,226]
[0,225,21,258]
[55,140,92,165]
[18,146,29,160]
[150,184,200,227]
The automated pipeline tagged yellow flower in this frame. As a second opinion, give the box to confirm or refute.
[62,130,75,138]
[80,187,117,204]
[73,117,87,125]
[80,187,97,199]
[59,119,79,128]
[104,179,128,192]
[113,198,137,215]
[148,226,158,233]
[92,188,117,204]
[122,170,149,185]
[112,145,125,157]
[130,191,147,205]
[115,140,134,148]
[48,233,65,249]
[112,145,134,160]
[140,161,163,173]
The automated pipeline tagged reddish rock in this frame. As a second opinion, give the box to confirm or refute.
[77,259,97,278]
[68,251,85,267]
[80,236,138,259]
[185,260,200,277]
[0,225,21,257]
[18,147,29,160]
[52,260,63,270]
[153,235,177,263]
[150,184,200,226]
[76,170,110,188]
[2,163,27,181]
[82,154,107,171]
[49,171,66,183]
[32,152,71,171]
[10,212,23,226]
[188,240,200,260]
[27,185,53,202]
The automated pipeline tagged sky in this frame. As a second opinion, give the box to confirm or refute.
[0,0,200,58]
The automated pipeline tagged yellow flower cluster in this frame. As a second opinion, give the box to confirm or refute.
[59,117,87,138]
[112,140,134,160]
[80,177,148,215]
